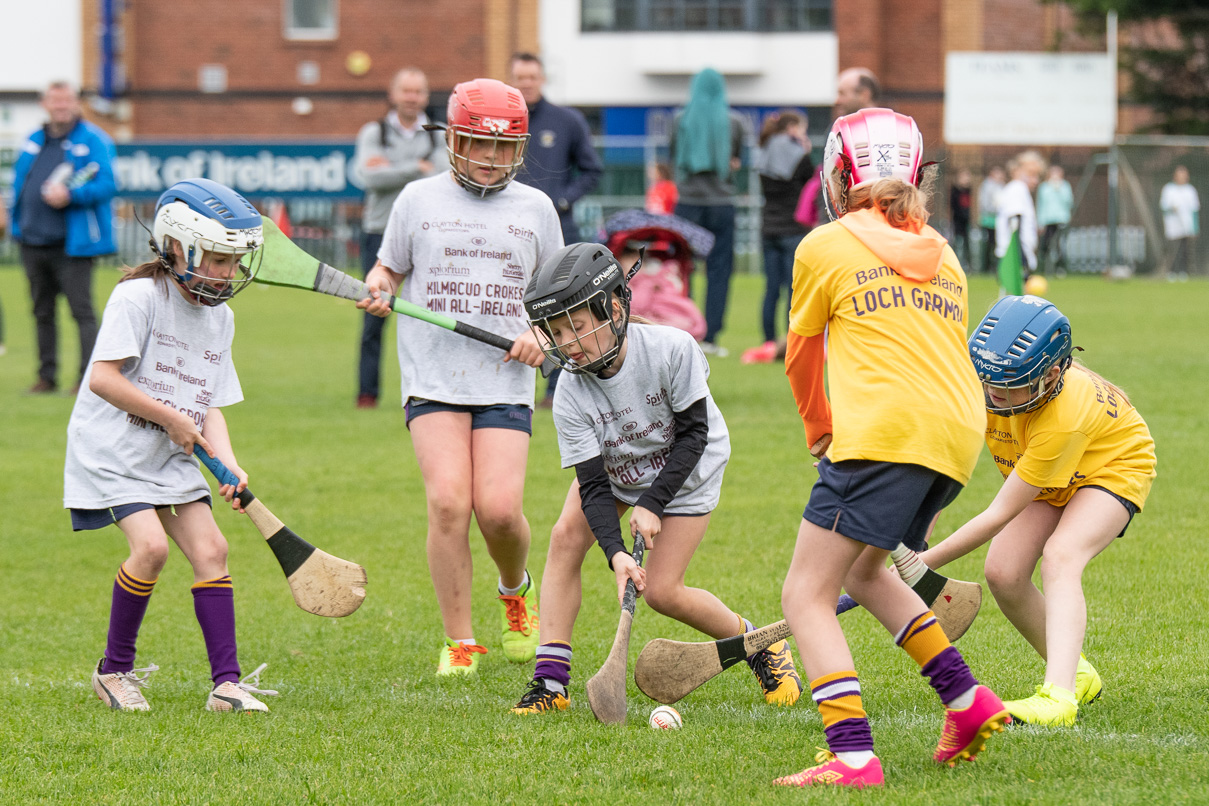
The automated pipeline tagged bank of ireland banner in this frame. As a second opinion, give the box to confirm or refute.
[115,142,361,199]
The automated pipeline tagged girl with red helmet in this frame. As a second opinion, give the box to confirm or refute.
[773,109,1008,789]
[359,79,563,676]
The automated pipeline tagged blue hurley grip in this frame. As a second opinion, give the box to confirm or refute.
[193,445,240,488]
[620,532,647,616]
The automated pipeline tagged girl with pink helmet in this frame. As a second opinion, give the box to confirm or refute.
[774,108,1009,789]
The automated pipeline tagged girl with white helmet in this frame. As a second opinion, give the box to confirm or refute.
[510,242,802,716]
[65,178,276,713]
[358,78,562,676]
[774,109,1008,788]
[913,295,1156,726]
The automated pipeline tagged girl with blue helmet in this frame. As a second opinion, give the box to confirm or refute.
[916,294,1156,726]
[65,178,277,713]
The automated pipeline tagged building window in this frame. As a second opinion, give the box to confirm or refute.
[285,0,338,40]
[581,0,831,32]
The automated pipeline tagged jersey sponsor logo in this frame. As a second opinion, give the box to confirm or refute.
[136,376,176,395]
[421,219,488,233]
[154,361,208,388]
[508,225,535,241]
[472,237,487,246]
[603,419,665,449]
[646,387,669,407]
[204,349,224,365]
[503,263,525,281]
[429,265,471,277]
[622,421,639,432]
[596,406,633,425]
[152,329,190,351]
[196,389,213,406]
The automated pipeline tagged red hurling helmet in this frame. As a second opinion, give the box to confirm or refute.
[445,78,530,196]
[821,108,925,220]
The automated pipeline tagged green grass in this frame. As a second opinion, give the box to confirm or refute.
[1,265,1206,804]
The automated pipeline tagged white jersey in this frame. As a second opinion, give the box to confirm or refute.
[1160,182,1200,240]
[64,277,243,509]
[378,172,563,407]
[553,324,730,515]
[996,178,1038,268]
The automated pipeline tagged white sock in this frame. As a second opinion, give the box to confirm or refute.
[834,750,876,767]
[538,677,566,695]
[891,545,928,587]
[946,685,977,710]
[499,571,529,596]
[454,637,477,647]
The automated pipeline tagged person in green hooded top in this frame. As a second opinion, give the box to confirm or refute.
[669,68,750,357]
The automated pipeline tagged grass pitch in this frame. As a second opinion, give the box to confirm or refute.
[1,265,1206,804]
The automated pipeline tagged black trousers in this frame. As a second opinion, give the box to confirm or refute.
[21,243,97,386]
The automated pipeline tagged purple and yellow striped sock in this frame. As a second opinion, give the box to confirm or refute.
[895,610,978,705]
[811,670,874,753]
[101,564,158,674]
[192,575,240,686]
[534,641,572,689]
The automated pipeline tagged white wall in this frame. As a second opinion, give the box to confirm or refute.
[539,3,838,107]
[0,0,83,92]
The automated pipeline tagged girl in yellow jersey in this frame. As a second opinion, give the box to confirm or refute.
[773,109,1009,790]
[917,295,1156,726]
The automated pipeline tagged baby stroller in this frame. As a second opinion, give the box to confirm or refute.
[602,210,714,341]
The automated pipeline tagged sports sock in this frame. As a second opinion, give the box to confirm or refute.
[101,564,158,674]
[498,571,530,597]
[534,641,572,688]
[453,637,478,646]
[192,575,240,686]
[811,670,874,753]
[895,610,978,707]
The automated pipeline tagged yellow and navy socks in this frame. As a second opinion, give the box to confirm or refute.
[811,670,874,755]
[895,610,978,707]
[192,575,240,686]
[102,564,158,674]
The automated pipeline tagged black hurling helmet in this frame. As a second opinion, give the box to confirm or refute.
[523,242,633,376]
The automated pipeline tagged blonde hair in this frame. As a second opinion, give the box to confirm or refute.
[1072,360,1131,407]
[846,165,939,229]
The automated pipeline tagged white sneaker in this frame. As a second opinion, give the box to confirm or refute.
[700,341,729,358]
[92,657,158,711]
[205,663,278,712]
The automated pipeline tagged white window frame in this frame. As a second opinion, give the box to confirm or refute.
[284,0,338,41]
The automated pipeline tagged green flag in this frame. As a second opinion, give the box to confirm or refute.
[997,226,1025,296]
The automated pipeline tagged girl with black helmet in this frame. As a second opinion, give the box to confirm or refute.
[511,242,803,715]
[66,179,276,713]
[912,295,1156,727]
[776,109,1009,788]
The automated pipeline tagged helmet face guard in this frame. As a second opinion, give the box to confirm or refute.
[152,179,264,306]
[445,78,530,197]
[969,295,1074,416]
[524,244,636,376]
[821,108,925,221]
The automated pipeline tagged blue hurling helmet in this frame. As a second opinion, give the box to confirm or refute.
[152,179,264,306]
[968,295,1073,416]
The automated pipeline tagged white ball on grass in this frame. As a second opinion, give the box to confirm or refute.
[648,705,682,729]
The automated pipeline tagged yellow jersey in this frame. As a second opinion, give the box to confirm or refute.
[788,208,985,484]
[985,366,1156,508]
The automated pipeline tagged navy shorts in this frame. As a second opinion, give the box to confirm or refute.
[803,459,964,551]
[1083,485,1140,538]
[70,496,213,532]
[404,398,532,435]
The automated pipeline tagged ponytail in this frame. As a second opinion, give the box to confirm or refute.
[845,165,939,230]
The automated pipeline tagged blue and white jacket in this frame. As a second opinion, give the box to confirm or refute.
[10,118,117,257]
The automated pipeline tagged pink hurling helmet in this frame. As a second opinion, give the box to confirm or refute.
[820,108,925,220]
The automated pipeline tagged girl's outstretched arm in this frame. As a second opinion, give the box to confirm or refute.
[920,471,1041,569]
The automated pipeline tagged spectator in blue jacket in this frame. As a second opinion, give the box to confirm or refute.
[510,52,603,405]
[10,81,116,394]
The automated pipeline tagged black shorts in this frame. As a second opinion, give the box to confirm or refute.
[1083,485,1140,538]
[803,459,964,551]
[404,398,532,435]
[70,496,213,532]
